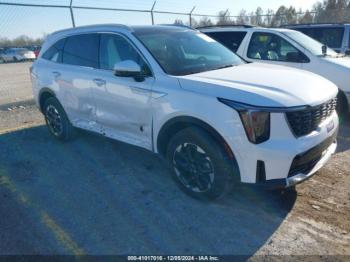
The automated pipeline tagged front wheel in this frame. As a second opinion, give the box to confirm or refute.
[43,97,75,141]
[337,91,349,120]
[166,127,237,200]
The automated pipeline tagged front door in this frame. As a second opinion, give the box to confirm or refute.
[93,33,154,150]
[243,32,308,69]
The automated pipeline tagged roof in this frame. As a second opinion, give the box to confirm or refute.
[47,24,192,40]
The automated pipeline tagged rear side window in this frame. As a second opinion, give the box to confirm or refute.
[205,31,247,52]
[297,27,344,49]
[42,38,66,63]
[63,34,99,68]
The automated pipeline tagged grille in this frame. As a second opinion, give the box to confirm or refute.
[286,98,337,137]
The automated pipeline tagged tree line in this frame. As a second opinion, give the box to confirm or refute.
[0,35,45,48]
[179,0,350,27]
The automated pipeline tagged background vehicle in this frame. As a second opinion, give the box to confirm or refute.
[201,26,350,116]
[31,25,338,200]
[26,45,42,58]
[283,23,350,55]
[1,47,36,63]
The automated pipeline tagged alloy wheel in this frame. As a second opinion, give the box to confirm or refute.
[45,105,63,137]
[172,143,215,193]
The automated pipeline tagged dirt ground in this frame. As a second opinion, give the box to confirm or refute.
[0,62,349,257]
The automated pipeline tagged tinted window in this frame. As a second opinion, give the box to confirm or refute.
[205,31,247,52]
[42,38,66,62]
[63,34,99,68]
[99,34,148,73]
[296,27,344,49]
[134,29,243,76]
[248,32,309,63]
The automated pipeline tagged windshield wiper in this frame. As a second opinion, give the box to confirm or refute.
[209,64,235,71]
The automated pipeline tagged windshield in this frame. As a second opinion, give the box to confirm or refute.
[134,29,244,76]
[282,30,338,57]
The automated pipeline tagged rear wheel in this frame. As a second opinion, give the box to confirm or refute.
[43,97,75,141]
[166,127,238,200]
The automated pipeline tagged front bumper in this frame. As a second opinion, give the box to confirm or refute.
[258,136,337,189]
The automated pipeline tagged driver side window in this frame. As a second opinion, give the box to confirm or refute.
[99,34,150,75]
[247,32,309,63]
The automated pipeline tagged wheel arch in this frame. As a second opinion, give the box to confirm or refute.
[156,116,235,161]
[39,88,56,113]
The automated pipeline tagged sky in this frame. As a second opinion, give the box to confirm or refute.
[0,0,319,39]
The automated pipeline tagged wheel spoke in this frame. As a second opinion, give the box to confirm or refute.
[173,142,215,193]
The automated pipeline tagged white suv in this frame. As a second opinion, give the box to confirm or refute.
[31,24,339,199]
[201,26,350,115]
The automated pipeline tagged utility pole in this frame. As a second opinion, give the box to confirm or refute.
[70,0,75,27]
[189,6,196,27]
[151,1,156,25]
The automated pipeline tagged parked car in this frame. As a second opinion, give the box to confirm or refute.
[26,45,42,58]
[31,25,339,199]
[201,25,350,116]
[0,48,36,63]
[283,23,350,55]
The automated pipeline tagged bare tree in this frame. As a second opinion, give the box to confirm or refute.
[217,10,232,25]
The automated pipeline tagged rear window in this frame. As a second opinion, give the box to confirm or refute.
[205,31,247,52]
[297,27,344,49]
[63,34,99,68]
[42,38,66,63]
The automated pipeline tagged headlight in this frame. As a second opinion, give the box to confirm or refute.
[218,98,271,144]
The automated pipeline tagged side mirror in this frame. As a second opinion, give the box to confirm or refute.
[113,60,142,78]
[322,45,327,56]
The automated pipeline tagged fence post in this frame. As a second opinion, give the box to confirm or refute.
[151,1,156,25]
[189,6,196,27]
[70,0,75,27]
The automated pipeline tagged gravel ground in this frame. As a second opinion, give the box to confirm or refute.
[0,63,349,257]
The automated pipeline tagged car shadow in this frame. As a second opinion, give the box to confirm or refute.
[0,125,297,255]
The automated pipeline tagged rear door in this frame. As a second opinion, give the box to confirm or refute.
[54,33,100,128]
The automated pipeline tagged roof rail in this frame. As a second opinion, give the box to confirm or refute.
[196,24,256,30]
[282,23,348,27]
[159,24,195,30]
[50,23,133,36]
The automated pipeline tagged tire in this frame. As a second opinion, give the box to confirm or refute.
[337,91,349,120]
[0,57,4,64]
[43,97,75,141]
[13,57,18,62]
[166,127,238,200]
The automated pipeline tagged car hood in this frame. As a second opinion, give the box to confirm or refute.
[322,56,350,68]
[177,63,338,108]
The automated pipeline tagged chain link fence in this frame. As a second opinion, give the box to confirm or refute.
[0,0,340,46]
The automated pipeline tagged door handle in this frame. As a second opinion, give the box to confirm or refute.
[52,71,61,78]
[93,78,106,87]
